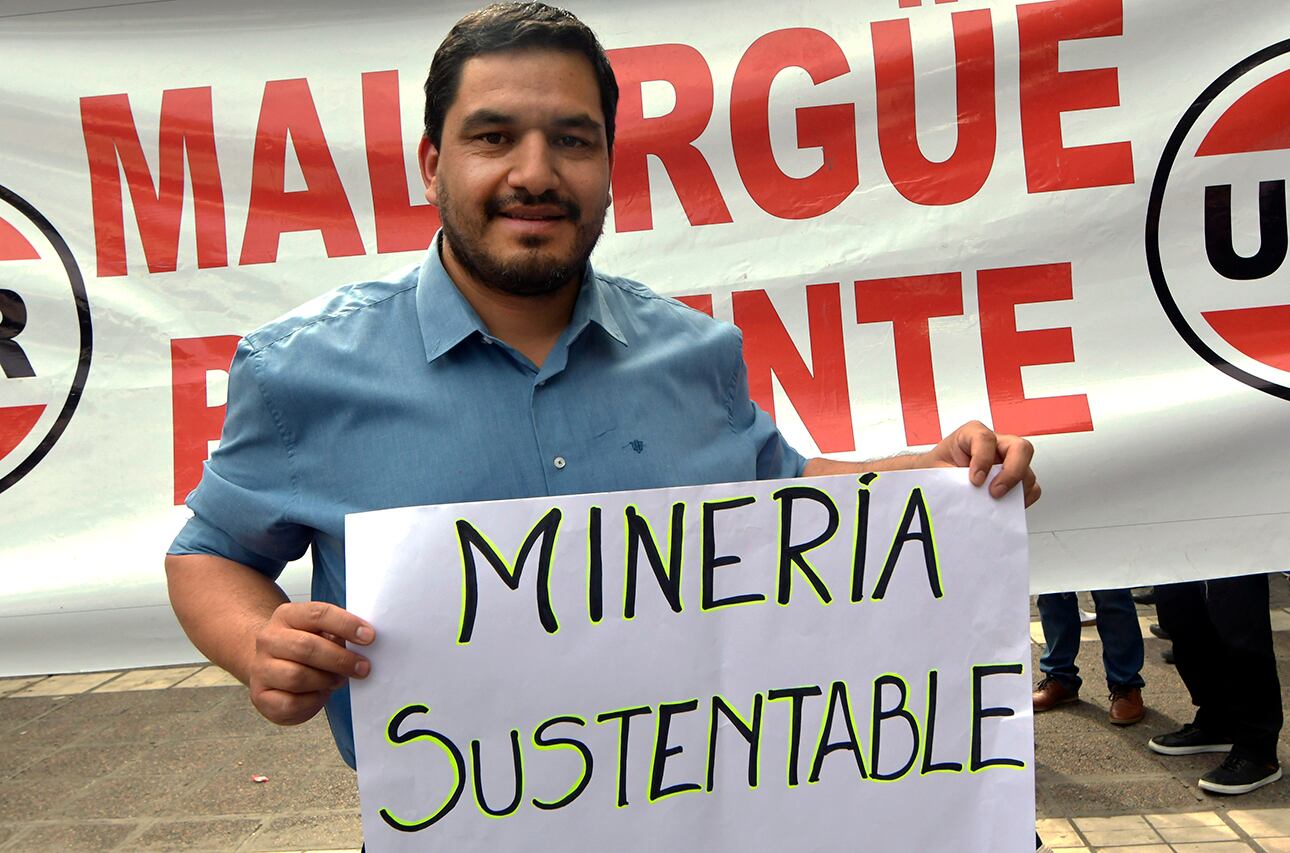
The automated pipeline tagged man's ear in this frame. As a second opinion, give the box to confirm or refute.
[418,135,440,206]
[605,149,614,209]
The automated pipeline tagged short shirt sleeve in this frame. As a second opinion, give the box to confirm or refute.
[167,338,311,578]
[725,328,807,480]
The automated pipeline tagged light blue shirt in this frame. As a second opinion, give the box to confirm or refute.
[170,244,806,766]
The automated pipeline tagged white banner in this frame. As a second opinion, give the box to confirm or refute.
[0,0,1287,675]
[347,469,1034,851]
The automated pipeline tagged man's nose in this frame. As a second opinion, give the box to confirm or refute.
[507,133,559,196]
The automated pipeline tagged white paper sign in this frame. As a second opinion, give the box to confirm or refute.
[347,468,1034,851]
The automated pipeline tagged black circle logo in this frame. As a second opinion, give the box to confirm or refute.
[0,185,93,494]
[1147,39,1290,401]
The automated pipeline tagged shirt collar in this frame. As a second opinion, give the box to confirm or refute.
[415,234,627,364]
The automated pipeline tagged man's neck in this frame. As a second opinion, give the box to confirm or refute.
[440,238,581,369]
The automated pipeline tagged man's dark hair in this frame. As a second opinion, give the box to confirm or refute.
[424,2,619,151]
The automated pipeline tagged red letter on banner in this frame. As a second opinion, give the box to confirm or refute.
[1017,0,1134,192]
[676,294,715,316]
[81,87,227,277]
[854,273,964,446]
[171,335,239,505]
[362,70,439,254]
[240,78,365,265]
[731,29,858,219]
[608,44,732,233]
[977,263,1092,436]
[872,10,997,205]
[732,284,854,453]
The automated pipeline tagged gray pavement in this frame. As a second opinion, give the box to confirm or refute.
[1,579,1287,852]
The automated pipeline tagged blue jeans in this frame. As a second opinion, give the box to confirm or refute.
[1037,589,1145,691]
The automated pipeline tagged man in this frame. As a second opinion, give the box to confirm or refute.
[165,2,1039,772]
[1148,575,1283,795]
[1032,588,1146,725]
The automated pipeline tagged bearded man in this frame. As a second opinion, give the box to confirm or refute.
[165,1,1039,772]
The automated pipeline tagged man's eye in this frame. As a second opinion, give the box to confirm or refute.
[479,132,506,145]
[556,135,590,148]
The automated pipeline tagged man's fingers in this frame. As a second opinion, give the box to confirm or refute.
[987,435,1036,498]
[258,627,370,678]
[276,601,374,645]
[258,657,347,694]
[251,686,331,726]
[1024,476,1042,507]
[966,424,997,486]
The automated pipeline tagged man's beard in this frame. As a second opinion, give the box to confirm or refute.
[438,182,605,297]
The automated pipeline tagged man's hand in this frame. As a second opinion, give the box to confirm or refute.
[249,601,375,726]
[802,419,1040,506]
[917,420,1040,506]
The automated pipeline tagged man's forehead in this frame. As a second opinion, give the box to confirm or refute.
[448,47,604,120]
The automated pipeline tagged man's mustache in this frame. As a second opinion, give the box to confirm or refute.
[486,192,582,223]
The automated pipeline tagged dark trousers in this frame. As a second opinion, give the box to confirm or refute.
[1155,574,1283,764]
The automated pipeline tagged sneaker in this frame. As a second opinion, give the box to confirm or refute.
[1108,686,1145,725]
[1033,676,1079,712]
[1198,753,1282,795]
[1078,608,1097,626]
[1148,723,1233,755]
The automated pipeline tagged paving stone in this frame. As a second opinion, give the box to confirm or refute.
[1074,814,1154,831]
[1258,838,1290,852]
[0,677,46,698]
[1095,847,1170,853]
[1145,811,1227,828]
[0,694,67,737]
[1170,842,1256,852]
[93,666,203,693]
[237,811,361,852]
[8,820,138,851]
[50,735,274,821]
[174,667,242,689]
[1228,808,1290,838]
[1157,822,1241,843]
[0,744,138,822]
[12,671,119,697]
[1081,827,1166,846]
[1037,776,1203,819]
[0,741,59,784]
[154,737,358,820]
[130,816,263,851]
[1035,715,1171,776]
[0,823,25,847]
[1036,817,1081,847]
[4,692,137,747]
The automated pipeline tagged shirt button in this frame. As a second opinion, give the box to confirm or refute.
[537,379,546,387]
[553,456,567,469]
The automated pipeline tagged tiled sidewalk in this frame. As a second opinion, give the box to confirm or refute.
[1038,810,1290,852]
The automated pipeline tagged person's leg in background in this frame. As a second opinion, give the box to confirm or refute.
[1154,580,1229,740]
[1090,587,1146,724]
[1194,574,1283,793]
[1150,576,1281,793]
[1034,592,1083,710]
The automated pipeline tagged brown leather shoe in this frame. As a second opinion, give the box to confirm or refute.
[1033,677,1079,712]
[1108,686,1145,725]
